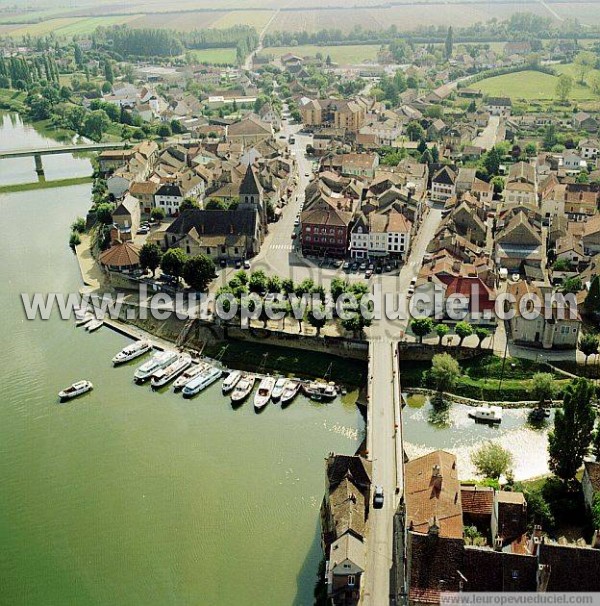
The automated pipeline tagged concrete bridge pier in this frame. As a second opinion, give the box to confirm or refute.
[34,153,44,176]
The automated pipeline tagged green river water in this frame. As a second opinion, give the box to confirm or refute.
[0,114,365,605]
[0,113,554,605]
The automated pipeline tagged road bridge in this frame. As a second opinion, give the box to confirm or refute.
[0,142,129,175]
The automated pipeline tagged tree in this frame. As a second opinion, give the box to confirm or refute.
[104,60,114,84]
[548,378,595,481]
[435,323,450,344]
[474,327,490,348]
[281,278,295,295]
[579,332,599,365]
[543,124,558,150]
[584,275,600,315]
[139,243,162,276]
[591,73,600,97]
[179,197,199,212]
[574,51,596,84]
[71,217,86,233]
[95,202,114,224]
[330,277,348,301]
[406,120,425,142]
[341,313,370,338]
[150,207,166,222]
[266,275,281,294]
[160,248,188,282]
[82,109,110,142]
[555,74,573,102]
[531,372,556,404]
[482,146,502,176]
[471,442,513,479]
[248,270,268,294]
[455,321,474,345]
[430,353,460,393]
[157,123,172,138]
[307,303,327,336]
[411,317,434,343]
[183,254,215,291]
[445,26,453,59]
[69,231,81,248]
[562,276,582,294]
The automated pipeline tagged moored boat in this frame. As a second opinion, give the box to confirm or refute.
[254,375,276,410]
[280,380,300,406]
[304,381,337,402]
[112,340,152,365]
[134,350,178,384]
[75,313,94,327]
[151,353,192,389]
[86,319,103,332]
[58,380,93,402]
[182,365,222,398]
[173,362,208,391]
[222,370,242,393]
[469,405,503,424]
[231,374,256,404]
[271,377,287,401]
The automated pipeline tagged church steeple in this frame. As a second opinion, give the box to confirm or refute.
[238,163,266,226]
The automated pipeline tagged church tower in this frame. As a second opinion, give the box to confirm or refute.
[238,163,266,229]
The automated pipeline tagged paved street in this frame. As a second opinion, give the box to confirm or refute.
[472,115,500,151]
[361,204,443,605]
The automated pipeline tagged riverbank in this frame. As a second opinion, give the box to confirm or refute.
[0,175,92,193]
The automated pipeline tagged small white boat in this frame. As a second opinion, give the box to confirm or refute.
[280,380,300,406]
[75,313,94,327]
[271,377,287,401]
[75,308,90,320]
[222,370,242,393]
[134,350,178,384]
[231,374,256,404]
[86,319,103,332]
[469,405,503,424]
[58,380,93,402]
[304,381,337,402]
[254,375,276,410]
[151,353,192,389]
[182,365,222,398]
[112,340,152,365]
[173,362,208,391]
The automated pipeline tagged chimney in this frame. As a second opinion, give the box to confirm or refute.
[432,464,442,491]
[428,516,440,536]
[494,536,503,552]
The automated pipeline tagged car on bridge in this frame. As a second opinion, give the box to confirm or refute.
[373,485,384,509]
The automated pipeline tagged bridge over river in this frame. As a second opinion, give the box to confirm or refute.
[0,142,129,175]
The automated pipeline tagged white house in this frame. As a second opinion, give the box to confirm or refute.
[485,96,512,117]
[154,182,184,216]
[349,209,411,259]
[579,138,600,161]
[431,166,457,202]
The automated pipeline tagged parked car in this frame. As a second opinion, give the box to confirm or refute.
[367,263,374,271]
[365,269,373,279]
[375,265,383,274]
[384,264,392,272]
[294,217,300,226]
[333,259,343,268]
[220,259,227,268]
[342,261,350,271]
[373,486,384,509]
[243,260,251,269]
[235,260,242,269]
[136,226,149,235]
[359,262,367,271]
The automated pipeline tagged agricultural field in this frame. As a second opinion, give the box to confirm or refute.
[212,10,275,31]
[552,2,600,24]
[187,47,238,65]
[127,12,228,31]
[477,69,599,101]
[6,15,141,38]
[263,44,381,65]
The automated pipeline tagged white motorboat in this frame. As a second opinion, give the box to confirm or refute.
[173,362,208,391]
[182,365,222,398]
[75,313,94,327]
[58,380,93,402]
[254,376,276,410]
[75,308,90,320]
[112,340,152,365]
[304,381,337,402]
[231,374,256,404]
[151,353,192,389]
[222,370,242,393]
[134,350,178,384]
[469,405,503,424]
[271,377,287,401]
[280,380,300,406]
[86,319,103,332]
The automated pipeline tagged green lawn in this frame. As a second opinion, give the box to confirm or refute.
[187,48,238,66]
[262,44,381,65]
[477,68,599,101]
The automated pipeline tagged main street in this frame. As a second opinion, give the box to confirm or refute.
[361,203,443,605]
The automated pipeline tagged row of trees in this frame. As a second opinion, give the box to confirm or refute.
[411,317,490,347]
[0,54,60,90]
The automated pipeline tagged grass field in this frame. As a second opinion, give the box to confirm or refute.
[187,48,238,65]
[263,44,381,65]
[477,68,600,101]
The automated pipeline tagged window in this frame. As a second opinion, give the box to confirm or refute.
[348,575,356,587]
[511,570,519,580]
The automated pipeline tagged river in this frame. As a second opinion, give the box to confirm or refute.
[0,114,364,605]
[0,113,554,605]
